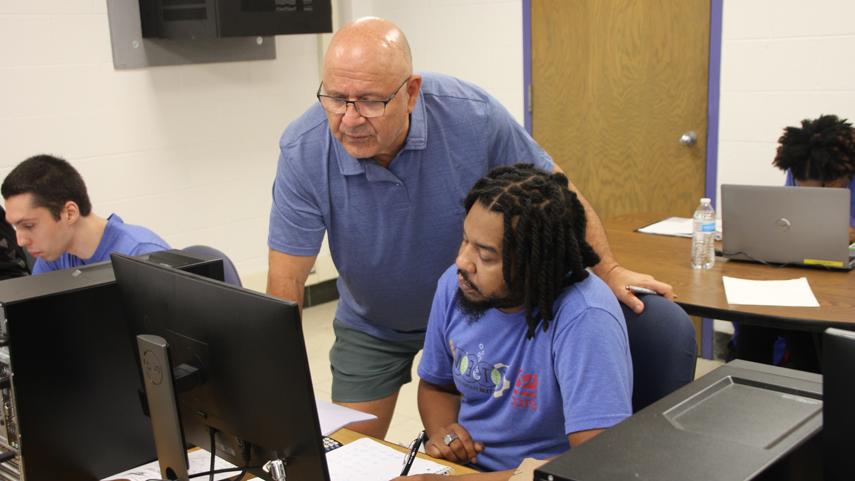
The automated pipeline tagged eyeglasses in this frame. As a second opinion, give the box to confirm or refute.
[316,77,410,118]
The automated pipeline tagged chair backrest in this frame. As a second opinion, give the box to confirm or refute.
[622,295,697,412]
[180,245,242,287]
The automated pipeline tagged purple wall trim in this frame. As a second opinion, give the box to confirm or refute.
[706,0,723,206]
[702,0,724,361]
[523,0,532,133]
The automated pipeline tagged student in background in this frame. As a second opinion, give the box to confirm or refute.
[2,154,170,274]
[733,114,855,371]
[266,17,692,438]
[398,165,632,479]
[774,113,855,243]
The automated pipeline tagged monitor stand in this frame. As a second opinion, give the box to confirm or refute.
[137,334,293,481]
[137,334,190,481]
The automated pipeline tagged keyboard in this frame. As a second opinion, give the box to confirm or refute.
[323,436,343,453]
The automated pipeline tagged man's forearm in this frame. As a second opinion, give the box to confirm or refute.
[418,380,461,435]
[266,249,316,311]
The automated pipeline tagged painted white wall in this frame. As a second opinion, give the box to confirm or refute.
[717,0,855,203]
[0,2,321,290]
[0,0,523,292]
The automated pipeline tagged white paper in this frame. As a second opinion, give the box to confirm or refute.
[317,399,377,436]
[325,437,450,481]
[102,449,237,481]
[637,216,722,240]
[722,276,819,307]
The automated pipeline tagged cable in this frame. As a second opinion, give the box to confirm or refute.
[187,466,262,479]
[209,428,216,481]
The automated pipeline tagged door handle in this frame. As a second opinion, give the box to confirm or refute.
[679,131,697,146]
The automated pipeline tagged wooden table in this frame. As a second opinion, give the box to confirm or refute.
[605,213,855,332]
[330,428,478,476]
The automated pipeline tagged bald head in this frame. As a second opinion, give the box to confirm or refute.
[324,17,413,79]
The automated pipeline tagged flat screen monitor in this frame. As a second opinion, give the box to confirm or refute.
[1,250,224,481]
[111,253,330,481]
[823,327,855,481]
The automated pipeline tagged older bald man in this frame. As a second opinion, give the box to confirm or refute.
[267,17,694,438]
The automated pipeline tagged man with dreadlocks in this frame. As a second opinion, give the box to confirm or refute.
[774,114,855,243]
[410,164,632,477]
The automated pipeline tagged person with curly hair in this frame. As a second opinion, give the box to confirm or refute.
[734,114,855,372]
[773,114,855,242]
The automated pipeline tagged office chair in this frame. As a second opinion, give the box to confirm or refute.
[623,295,697,412]
[181,245,242,287]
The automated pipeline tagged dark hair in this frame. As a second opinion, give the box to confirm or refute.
[773,114,855,182]
[1,154,92,220]
[464,163,600,339]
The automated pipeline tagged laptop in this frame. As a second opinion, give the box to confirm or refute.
[721,184,854,270]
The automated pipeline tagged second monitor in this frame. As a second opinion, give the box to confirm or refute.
[111,253,331,481]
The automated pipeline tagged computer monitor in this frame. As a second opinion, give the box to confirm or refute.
[823,327,855,481]
[111,253,330,481]
[0,250,224,481]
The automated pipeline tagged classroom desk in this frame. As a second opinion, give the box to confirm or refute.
[604,213,855,332]
[330,428,479,476]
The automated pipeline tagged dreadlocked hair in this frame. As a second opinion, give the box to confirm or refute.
[773,114,855,182]
[464,164,600,339]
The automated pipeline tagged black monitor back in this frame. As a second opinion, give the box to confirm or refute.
[0,250,223,481]
[112,253,329,481]
[823,327,855,481]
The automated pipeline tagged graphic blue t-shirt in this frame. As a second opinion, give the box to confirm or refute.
[268,72,553,341]
[418,266,633,471]
[33,214,170,274]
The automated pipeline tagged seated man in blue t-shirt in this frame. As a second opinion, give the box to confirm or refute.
[398,165,632,479]
[2,154,170,274]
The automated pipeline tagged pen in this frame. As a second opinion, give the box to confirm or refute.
[625,285,661,296]
[401,430,427,476]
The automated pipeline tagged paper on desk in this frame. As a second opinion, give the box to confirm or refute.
[102,449,237,481]
[637,216,722,240]
[326,437,450,481]
[317,399,377,435]
[722,276,819,307]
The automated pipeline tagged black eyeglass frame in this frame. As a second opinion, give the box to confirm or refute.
[316,77,411,118]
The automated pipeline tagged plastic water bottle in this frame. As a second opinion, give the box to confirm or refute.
[691,198,716,269]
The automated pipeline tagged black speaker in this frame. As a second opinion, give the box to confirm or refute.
[139,0,332,39]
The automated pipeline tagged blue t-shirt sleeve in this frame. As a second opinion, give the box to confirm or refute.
[485,97,553,172]
[128,242,169,256]
[418,267,457,387]
[267,141,327,257]
[553,307,632,435]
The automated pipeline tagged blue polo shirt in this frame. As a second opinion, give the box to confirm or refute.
[785,169,855,228]
[33,214,170,274]
[268,73,553,340]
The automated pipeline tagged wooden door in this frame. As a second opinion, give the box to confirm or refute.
[531,0,710,218]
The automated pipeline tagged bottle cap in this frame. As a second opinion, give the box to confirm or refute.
[700,198,711,203]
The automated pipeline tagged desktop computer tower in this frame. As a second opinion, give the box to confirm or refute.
[0,250,224,481]
[535,360,823,481]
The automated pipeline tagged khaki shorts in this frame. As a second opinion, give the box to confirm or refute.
[329,319,425,403]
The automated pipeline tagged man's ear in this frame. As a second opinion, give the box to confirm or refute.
[62,201,81,224]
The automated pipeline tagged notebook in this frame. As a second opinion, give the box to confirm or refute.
[325,437,451,481]
[721,184,854,270]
